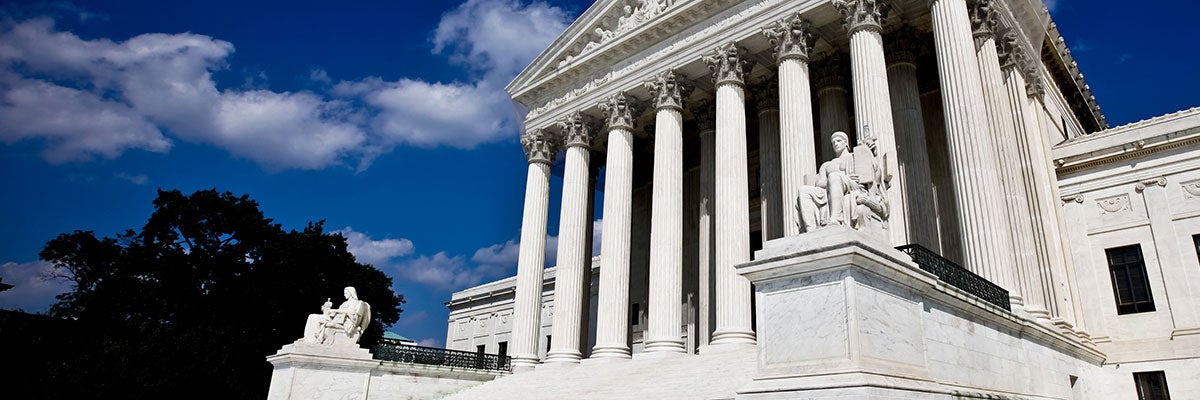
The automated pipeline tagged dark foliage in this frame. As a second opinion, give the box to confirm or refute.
[20,189,404,399]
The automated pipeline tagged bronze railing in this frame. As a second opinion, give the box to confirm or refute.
[374,339,511,372]
[896,244,1011,311]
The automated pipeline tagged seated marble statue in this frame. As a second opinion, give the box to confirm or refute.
[302,286,371,346]
[797,129,890,236]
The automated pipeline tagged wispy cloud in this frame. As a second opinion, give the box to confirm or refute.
[0,0,572,170]
[115,172,148,185]
[338,227,415,267]
[0,260,71,312]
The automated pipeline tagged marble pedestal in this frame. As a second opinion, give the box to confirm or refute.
[266,342,500,400]
[734,226,1105,399]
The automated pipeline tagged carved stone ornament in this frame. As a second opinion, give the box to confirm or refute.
[885,25,923,66]
[703,42,751,86]
[761,13,817,63]
[1134,177,1168,192]
[1181,179,1200,199]
[1061,194,1084,204]
[695,98,717,133]
[996,29,1023,69]
[832,0,891,34]
[796,128,892,238]
[1095,194,1130,215]
[751,77,780,111]
[300,286,371,347]
[557,112,598,149]
[967,0,999,40]
[645,70,693,111]
[812,52,850,90]
[521,128,559,164]
[599,92,641,130]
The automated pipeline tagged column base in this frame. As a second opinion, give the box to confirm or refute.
[643,338,686,353]
[589,345,632,359]
[510,355,541,373]
[544,350,583,364]
[711,328,756,345]
[1025,306,1052,321]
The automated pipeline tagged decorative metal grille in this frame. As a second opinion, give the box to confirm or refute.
[374,339,511,372]
[896,244,1011,311]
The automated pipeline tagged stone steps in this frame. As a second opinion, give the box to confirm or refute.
[443,346,757,400]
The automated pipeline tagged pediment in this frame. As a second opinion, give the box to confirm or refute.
[507,0,716,106]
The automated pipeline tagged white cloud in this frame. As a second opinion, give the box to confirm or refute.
[0,260,71,312]
[417,338,441,348]
[0,1,574,170]
[115,172,148,185]
[338,227,415,267]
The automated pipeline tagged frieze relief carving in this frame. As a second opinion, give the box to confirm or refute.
[1181,179,1200,199]
[526,0,778,121]
[1095,194,1130,215]
[557,0,682,69]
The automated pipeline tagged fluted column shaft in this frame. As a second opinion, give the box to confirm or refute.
[929,0,1014,288]
[975,28,1023,302]
[546,117,594,364]
[1000,63,1054,318]
[511,131,557,371]
[592,129,633,358]
[646,105,686,352]
[697,120,716,351]
[764,15,818,237]
[758,107,784,240]
[886,27,938,250]
[848,26,904,244]
[705,43,756,345]
[818,86,852,162]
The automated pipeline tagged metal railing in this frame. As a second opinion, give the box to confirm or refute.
[374,339,511,372]
[896,244,1011,311]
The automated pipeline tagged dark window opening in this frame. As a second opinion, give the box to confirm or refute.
[546,335,552,353]
[498,341,508,361]
[1106,245,1155,314]
[1134,371,1170,400]
[1192,235,1200,265]
[631,303,640,327]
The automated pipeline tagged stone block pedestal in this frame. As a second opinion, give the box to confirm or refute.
[735,226,1105,399]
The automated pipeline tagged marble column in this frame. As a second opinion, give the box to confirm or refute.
[834,0,905,245]
[695,100,717,351]
[592,94,638,359]
[762,13,818,238]
[970,0,1022,303]
[645,71,690,353]
[751,78,783,241]
[813,54,852,164]
[996,33,1053,319]
[703,43,756,345]
[885,25,938,250]
[928,0,1015,289]
[511,129,558,371]
[546,113,597,364]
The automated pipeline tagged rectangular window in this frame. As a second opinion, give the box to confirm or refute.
[546,335,552,353]
[631,303,640,326]
[1134,371,1170,400]
[1192,235,1200,265]
[1106,245,1155,314]
[498,341,508,360]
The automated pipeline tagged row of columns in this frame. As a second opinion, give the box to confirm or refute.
[509,0,1072,370]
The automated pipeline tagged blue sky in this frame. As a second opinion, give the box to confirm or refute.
[0,0,1197,348]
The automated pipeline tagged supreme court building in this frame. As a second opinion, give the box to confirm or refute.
[442,0,1200,398]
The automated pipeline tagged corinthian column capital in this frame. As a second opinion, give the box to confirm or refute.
[521,128,558,164]
[762,13,817,63]
[645,70,693,111]
[996,29,1023,68]
[557,112,598,149]
[812,52,850,90]
[833,0,891,34]
[750,77,780,112]
[967,0,999,41]
[599,92,641,131]
[885,25,924,66]
[695,98,717,133]
[703,43,752,87]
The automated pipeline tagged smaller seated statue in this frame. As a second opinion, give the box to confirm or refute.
[302,286,371,346]
[797,128,890,237]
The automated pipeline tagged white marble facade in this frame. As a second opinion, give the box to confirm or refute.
[444,0,1200,397]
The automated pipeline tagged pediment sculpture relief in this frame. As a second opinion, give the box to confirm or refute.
[797,127,892,237]
[559,0,680,68]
